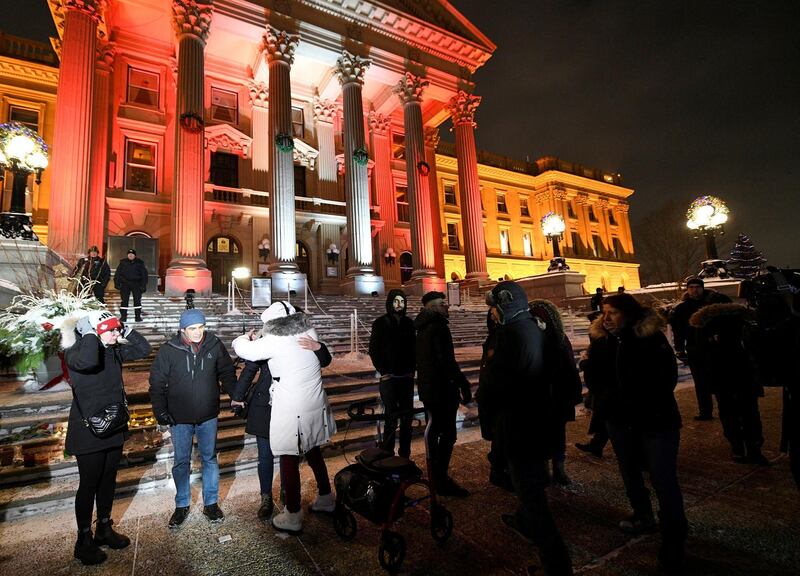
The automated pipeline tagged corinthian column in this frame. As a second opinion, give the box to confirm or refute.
[49,0,103,261]
[393,72,444,294]
[447,90,488,282]
[369,111,397,286]
[424,126,445,279]
[165,0,213,296]
[87,40,114,251]
[313,96,338,200]
[335,51,383,295]
[248,81,269,193]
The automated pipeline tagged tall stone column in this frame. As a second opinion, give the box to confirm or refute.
[393,72,444,294]
[424,126,446,279]
[335,51,383,295]
[248,81,269,193]
[313,96,338,201]
[369,111,398,287]
[447,90,488,283]
[87,40,114,252]
[165,0,213,296]
[48,0,103,261]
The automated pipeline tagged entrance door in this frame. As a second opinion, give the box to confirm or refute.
[296,241,310,283]
[206,236,242,294]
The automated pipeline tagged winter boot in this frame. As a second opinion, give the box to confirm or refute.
[272,506,303,534]
[257,494,274,520]
[74,529,107,566]
[94,518,130,549]
[552,460,572,486]
[309,492,336,513]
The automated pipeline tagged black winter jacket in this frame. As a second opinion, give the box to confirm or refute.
[73,256,111,288]
[584,310,680,433]
[231,343,332,438]
[414,308,469,406]
[148,332,237,425]
[369,289,416,376]
[65,330,152,456]
[670,289,731,355]
[114,257,148,291]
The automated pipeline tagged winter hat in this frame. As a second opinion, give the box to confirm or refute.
[127,248,137,256]
[88,310,121,335]
[686,276,704,288]
[421,291,446,306]
[261,301,296,323]
[488,281,529,325]
[179,308,206,329]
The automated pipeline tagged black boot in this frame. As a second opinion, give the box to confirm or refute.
[552,460,572,486]
[94,518,130,549]
[257,494,274,520]
[74,529,107,565]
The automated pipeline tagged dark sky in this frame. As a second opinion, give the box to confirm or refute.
[4,1,799,267]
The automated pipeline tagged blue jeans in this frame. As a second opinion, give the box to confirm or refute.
[256,435,274,496]
[172,418,219,508]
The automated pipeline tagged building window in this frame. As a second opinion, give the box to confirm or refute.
[567,201,576,219]
[124,139,156,193]
[127,67,159,107]
[613,237,624,259]
[9,106,39,132]
[210,87,238,124]
[592,234,602,257]
[520,197,530,217]
[395,186,409,222]
[523,232,532,257]
[589,206,599,223]
[609,210,618,226]
[294,165,306,197]
[499,229,510,254]
[570,231,581,255]
[496,192,508,214]
[210,151,239,188]
[291,106,304,139]
[444,183,457,206]
[446,223,460,250]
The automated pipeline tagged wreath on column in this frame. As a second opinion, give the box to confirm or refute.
[353,147,369,166]
[417,161,430,176]
[275,133,294,153]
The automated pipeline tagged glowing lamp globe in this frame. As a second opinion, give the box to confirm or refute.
[231,267,251,279]
[6,134,35,161]
[686,195,729,230]
[541,212,566,237]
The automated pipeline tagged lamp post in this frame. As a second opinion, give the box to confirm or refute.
[0,122,48,241]
[541,211,569,272]
[686,195,729,278]
[226,266,251,314]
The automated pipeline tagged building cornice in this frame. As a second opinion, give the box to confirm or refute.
[0,57,60,88]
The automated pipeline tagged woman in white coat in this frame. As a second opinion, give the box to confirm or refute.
[232,301,336,534]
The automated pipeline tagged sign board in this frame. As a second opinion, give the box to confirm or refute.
[251,277,272,308]
[446,281,461,307]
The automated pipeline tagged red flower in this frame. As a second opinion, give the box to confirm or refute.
[42,322,54,331]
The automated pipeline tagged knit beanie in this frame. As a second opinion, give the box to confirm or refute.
[88,310,121,335]
[179,308,206,329]
[421,291,446,306]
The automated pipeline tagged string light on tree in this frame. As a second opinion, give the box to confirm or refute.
[728,233,767,279]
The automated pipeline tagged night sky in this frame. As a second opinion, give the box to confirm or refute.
[3,1,798,268]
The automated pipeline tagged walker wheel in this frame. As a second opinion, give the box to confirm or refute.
[431,504,453,543]
[333,504,357,541]
[378,530,406,573]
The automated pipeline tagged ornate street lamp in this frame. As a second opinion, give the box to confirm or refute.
[541,211,569,272]
[686,195,730,278]
[0,122,49,241]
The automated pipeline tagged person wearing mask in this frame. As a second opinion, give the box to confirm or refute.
[415,291,472,497]
[65,310,151,565]
[232,302,336,534]
[114,248,148,322]
[583,293,687,572]
[368,289,416,457]
[72,246,111,303]
[149,309,237,529]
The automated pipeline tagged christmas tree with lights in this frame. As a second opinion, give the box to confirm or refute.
[727,233,767,279]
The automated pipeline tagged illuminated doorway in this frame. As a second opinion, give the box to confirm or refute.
[206,235,242,294]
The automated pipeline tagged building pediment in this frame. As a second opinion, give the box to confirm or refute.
[204,124,252,158]
[294,138,319,171]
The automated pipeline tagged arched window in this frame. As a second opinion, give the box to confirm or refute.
[399,251,413,284]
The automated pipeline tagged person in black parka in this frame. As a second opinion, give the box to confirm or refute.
[73,246,111,303]
[369,289,416,457]
[65,310,151,566]
[114,248,148,322]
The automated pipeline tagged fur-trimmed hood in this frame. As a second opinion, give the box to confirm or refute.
[262,312,313,337]
[589,307,665,340]
[529,299,564,334]
[689,302,755,329]
[681,287,726,303]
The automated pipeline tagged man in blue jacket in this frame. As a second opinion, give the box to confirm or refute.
[148,309,236,528]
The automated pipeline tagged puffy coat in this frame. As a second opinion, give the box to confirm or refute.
[231,343,332,439]
[584,309,680,433]
[414,307,470,407]
[114,257,148,291]
[231,313,336,456]
[73,256,111,288]
[368,289,416,377]
[148,332,237,425]
[65,330,152,456]
[670,288,731,355]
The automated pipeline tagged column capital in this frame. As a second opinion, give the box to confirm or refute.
[424,126,440,149]
[64,0,105,22]
[535,191,551,205]
[172,0,213,43]
[393,72,428,104]
[597,197,610,209]
[263,26,300,66]
[446,90,481,127]
[553,186,568,201]
[313,96,337,123]
[96,40,115,71]
[249,81,269,108]
[575,192,589,205]
[335,50,370,86]
[368,111,391,135]
[614,202,629,213]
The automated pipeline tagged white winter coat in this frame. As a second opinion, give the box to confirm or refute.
[232,313,336,456]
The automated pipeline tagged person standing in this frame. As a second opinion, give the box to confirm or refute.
[484,282,573,576]
[148,309,237,528]
[65,310,151,565]
[589,287,604,314]
[415,291,472,497]
[368,289,416,458]
[114,249,148,322]
[670,276,731,420]
[73,246,111,303]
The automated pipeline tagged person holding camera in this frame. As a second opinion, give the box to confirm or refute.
[64,310,151,565]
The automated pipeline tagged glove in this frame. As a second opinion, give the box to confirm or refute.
[156,412,176,426]
[76,315,96,337]
[121,323,133,338]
